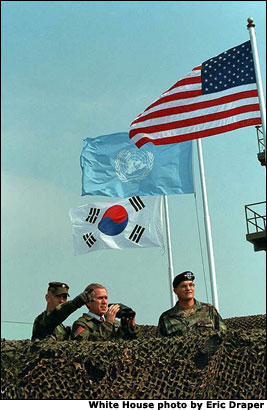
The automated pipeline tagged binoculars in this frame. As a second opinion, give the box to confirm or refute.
[108,303,135,319]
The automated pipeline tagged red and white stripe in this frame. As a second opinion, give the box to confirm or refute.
[129,66,261,148]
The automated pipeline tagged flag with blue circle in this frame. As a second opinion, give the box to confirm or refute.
[80,132,194,198]
[69,196,163,255]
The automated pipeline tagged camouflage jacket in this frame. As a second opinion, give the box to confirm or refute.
[32,295,85,341]
[71,313,139,341]
[157,299,227,337]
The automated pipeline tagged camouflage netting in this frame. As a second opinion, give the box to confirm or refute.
[1,314,266,400]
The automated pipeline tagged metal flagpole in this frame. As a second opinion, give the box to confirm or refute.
[196,139,219,311]
[247,18,266,141]
[163,195,176,307]
[247,17,266,160]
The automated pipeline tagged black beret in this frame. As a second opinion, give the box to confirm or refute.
[173,271,195,288]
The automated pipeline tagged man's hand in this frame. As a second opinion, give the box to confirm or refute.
[79,290,93,304]
[106,304,120,324]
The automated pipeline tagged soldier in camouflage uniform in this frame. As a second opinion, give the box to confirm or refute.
[71,283,139,341]
[157,271,226,337]
[32,282,92,341]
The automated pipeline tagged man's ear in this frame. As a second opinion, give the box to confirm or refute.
[45,293,50,302]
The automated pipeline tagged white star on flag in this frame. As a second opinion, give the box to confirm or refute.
[129,41,261,147]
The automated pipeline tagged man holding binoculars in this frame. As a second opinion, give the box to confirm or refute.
[71,283,138,341]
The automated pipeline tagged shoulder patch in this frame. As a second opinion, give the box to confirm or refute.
[74,326,85,338]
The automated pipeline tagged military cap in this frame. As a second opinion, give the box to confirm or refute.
[173,271,195,288]
[48,282,70,296]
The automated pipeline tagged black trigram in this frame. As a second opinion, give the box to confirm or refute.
[129,225,145,244]
[83,233,97,248]
[129,196,145,212]
[85,208,100,224]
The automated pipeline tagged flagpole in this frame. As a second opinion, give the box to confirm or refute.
[196,139,219,311]
[163,195,176,307]
[247,17,266,162]
[247,17,266,156]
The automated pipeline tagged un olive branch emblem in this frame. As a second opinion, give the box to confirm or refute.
[114,150,154,182]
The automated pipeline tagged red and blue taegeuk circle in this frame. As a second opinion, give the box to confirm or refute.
[98,205,128,236]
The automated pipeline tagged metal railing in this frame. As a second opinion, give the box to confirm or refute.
[255,125,265,154]
[245,201,266,235]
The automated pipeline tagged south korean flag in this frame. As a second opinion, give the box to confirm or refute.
[69,196,163,255]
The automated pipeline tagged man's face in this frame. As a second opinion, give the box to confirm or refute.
[87,288,108,316]
[46,292,68,311]
[174,280,195,302]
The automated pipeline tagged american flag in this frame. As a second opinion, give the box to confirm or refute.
[129,41,261,148]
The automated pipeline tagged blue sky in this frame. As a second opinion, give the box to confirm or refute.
[1,1,266,340]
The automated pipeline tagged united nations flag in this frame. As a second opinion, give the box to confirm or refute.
[80,132,194,198]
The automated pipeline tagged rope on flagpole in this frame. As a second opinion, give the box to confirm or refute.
[192,141,210,304]
[193,192,210,304]
[197,139,219,311]
[163,195,176,307]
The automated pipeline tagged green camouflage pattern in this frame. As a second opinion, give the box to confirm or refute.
[32,294,85,341]
[157,299,227,337]
[1,314,266,400]
[32,311,70,341]
[71,313,138,341]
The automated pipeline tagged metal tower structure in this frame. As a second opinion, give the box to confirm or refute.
[245,126,266,252]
